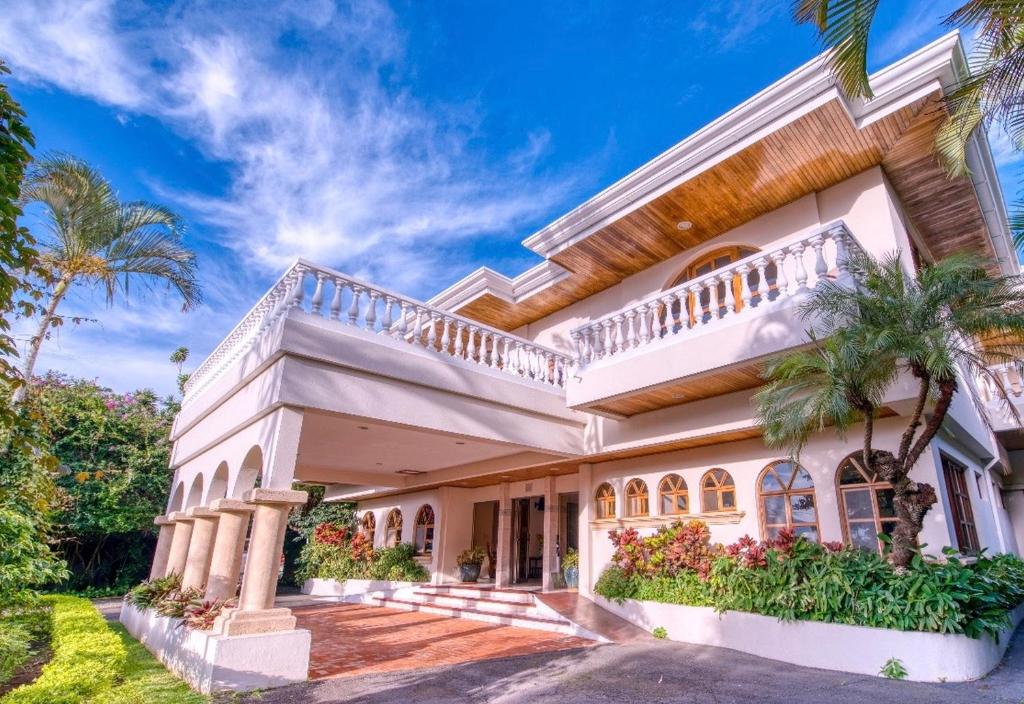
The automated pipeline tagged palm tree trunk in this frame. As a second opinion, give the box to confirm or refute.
[12,275,72,404]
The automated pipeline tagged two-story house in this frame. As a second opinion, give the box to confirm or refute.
[131,31,1024,690]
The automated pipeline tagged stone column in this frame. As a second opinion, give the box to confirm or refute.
[577,463,594,597]
[204,499,254,603]
[541,476,559,591]
[218,488,307,636]
[495,482,512,588]
[181,507,220,590]
[164,511,195,578]
[149,515,176,579]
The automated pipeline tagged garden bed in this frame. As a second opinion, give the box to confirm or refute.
[597,596,1024,682]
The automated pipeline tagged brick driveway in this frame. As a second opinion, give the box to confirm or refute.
[294,603,595,679]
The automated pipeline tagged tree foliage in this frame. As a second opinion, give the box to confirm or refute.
[756,251,1024,567]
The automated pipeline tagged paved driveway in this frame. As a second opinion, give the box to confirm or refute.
[241,624,1024,704]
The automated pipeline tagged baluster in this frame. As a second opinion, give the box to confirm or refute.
[571,331,584,365]
[290,268,308,310]
[636,304,650,345]
[454,321,466,358]
[310,272,325,315]
[490,334,502,369]
[809,234,827,285]
[512,342,523,375]
[440,316,451,354]
[381,296,394,334]
[426,313,439,350]
[602,319,615,356]
[501,337,511,371]
[582,329,593,365]
[590,323,604,360]
[612,316,626,352]
[833,230,852,286]
[720,271,736,316]
[738,265,752,313]
[544,353,554,385]
[479,331,491,365]
[329,278,344,320]
[792,243,808,292]
[706,279,721,320]
[467,325,478,362]
[771,251,789,298]
[623,309,637,348]
[753,258,769,306]
[365,291,379,331]
[413,307,426,345]
[397,302,410,339]
[686,283,702,326]
[347,285,363,324]
[661,294,678,335]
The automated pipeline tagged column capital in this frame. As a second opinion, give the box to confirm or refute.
[167,511,195,522]
[209,497,256,513]
[186,506,220,519]
[154,514,174,526]
[243,488,308,505]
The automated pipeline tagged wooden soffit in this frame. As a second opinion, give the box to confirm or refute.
[453,93,994,332]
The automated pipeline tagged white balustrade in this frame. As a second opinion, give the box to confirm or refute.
[570,223,860,368]
[183,260,574,403]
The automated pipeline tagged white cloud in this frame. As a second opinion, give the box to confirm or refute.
[688,0,788,52]
[871,0,963,65]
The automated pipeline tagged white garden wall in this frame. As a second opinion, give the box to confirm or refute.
[301,578,417,600]
[596,596,1024,682]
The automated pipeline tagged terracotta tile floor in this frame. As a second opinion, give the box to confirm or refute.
[294,603,595,679]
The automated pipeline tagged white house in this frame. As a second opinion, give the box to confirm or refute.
[129,31,1024,691]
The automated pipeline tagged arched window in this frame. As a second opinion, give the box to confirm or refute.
[624,479,649,517]
[836,452,896,553]
[384,509,403,548]
[595,483,616,520]
[658,474,689,515]
[669,246,768,327]
[361,512,376,545]
[758,461,819,541]
[701,469,736,512]
[414,505,435,555]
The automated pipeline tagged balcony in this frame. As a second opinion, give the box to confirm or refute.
[566,222,860,416]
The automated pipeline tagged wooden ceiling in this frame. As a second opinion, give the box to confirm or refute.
[453,94,995,332]
[588,363,764,417]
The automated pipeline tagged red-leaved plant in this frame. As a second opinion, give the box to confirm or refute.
[313,523,349,546]
[610,520,723,580]
[181,597,237,630]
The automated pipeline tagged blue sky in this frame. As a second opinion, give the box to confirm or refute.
[2,0,1017,397]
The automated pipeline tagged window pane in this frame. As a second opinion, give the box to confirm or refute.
[849,522,880,552]
[763,495,786,524]
[661,495,674,514]
[839,464,865,485]
[791,467,814,490]
[876,488,896,518]
[880,519,897,537]
[721,473,735,487]
[721,490,735,509]
[794,526,818,543]
[766,526,781,540]
[790,493,816,523]
[843,489,873,519]
[774,463,794,488]
[676,495,688,513]
[761,470,784,492]
[703,489,719,512]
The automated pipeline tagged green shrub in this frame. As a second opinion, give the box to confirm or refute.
[295,523,428,584]
[594,526,1024,640]
[125,574,180,610]
[2,595,126,704]
[0,623,31,685]
[651,626,667,640]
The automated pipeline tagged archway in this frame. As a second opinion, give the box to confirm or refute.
[206,462,230,504]
[230,445,264,499]
[184,474,205,510]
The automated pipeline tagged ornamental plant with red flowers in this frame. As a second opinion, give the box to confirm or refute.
[313,523,349,547]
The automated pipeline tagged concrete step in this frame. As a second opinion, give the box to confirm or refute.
[408,590,544,617]
[368,597,579,636]
[416,585,535,605]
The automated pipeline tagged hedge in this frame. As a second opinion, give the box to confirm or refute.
[1,595,126,704]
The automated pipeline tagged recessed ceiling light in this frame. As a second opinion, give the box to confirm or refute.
[396,469,426,476]
[357,425,369,430]
[375,462,383,466]
[676,221,692,231]
[455,441,466,445]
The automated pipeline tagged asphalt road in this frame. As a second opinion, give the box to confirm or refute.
[238,625,1024,704]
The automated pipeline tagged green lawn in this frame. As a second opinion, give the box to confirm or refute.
[93,624,208,704]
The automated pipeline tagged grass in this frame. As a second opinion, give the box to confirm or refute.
[91,624,208,704]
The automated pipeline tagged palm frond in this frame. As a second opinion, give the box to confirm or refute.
[793,0,882,99]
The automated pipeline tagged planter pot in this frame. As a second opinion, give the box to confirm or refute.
[459,563,482,582]
[563,566,579,588]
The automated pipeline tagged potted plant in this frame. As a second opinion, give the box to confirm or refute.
[562,548,579,589]
[457,546,486,583]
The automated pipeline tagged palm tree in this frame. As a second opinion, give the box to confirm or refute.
[794,2,1024,246]
[14,155,201,401]
[756,251,1024,568]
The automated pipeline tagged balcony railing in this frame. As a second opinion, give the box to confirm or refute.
[974,362,1024,428]
[183,260,575,403]
[569,222,860,367]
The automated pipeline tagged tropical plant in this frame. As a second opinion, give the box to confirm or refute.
[756,251,1024,567]
[151,586,203,619]
[125,573,181,610]
[561,547,579,570]
[794,1,1024,247]
[456,546,485,567]
[169,346,189,394]
[14,154,200,402]
[181,597,234,631]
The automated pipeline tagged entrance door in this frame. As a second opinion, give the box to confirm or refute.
[511,498,530,583]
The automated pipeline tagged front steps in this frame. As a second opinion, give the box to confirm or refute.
[366,585,606,641]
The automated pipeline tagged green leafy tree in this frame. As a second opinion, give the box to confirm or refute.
[14,155,201,402]
[22,373,177,591]
[756,252,1024,568]
[170,346,190,394]
[794,1,1024,247]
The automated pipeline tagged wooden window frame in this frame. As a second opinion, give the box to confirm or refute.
[941,454,980,553]
[700,468,736,513]
[757,460,819,541]
[414,504,435,556]
[658,473,689,516]
[361,511,376,546]
[670,246,761,326]
[835,452,897,553]
[595,482,616,520]
[624,478,650,517]
[384,508,403,548]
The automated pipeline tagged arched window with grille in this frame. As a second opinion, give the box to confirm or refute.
[758,460,819,541]
[658,474,689,515]
[361,512,376,545]
[383,509,403,547]
[836,452,897,553]
[414,505,435,555]
[700,469,736,512]
[624,479,649,517]
[595,482,616,519]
